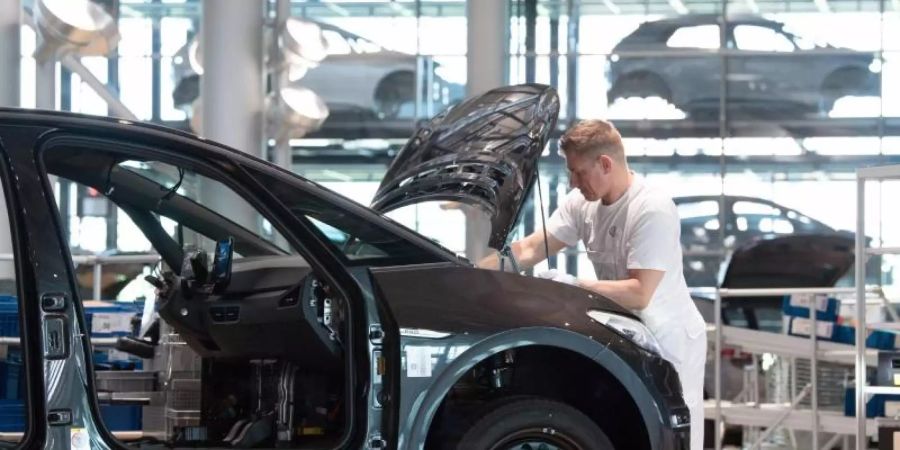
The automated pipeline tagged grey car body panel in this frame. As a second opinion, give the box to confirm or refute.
[371,84,560,250]
[609,14,878,111]
[0,124,115,450]
[369,264,686,450]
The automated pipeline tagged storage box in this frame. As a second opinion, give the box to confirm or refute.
[0,399,24,432]
[784,316,837,340]
[84,301,141,338]
[782,293,840,322]
[878,419,900,450]
[0,296,19,337]
[93,349,143,370]
[100,404,142,431]
[845,387,900,417]
[0,360,22,400]
[832,325,897,350]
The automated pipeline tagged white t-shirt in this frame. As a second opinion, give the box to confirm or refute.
[546,176,705,340]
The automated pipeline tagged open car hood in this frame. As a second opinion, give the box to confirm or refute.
[722,233,854,288]
[370,83,559,250]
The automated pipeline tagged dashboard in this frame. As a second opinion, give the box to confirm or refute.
[157,255,345,371]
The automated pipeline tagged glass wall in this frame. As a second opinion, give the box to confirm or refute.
[17,0,900,290]
[509,0,900,288]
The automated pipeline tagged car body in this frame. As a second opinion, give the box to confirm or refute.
[0,85,689,449]
[674,195,838,287]
[172,20,464,123]
[607,14,880,117]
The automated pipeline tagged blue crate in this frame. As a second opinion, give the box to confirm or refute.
[782,293,840,322]
[845,387,900,417]
[0,403,142,432]
[0,400,24,432]
[832,325,897,350]
[100,404,142,431]
[784,316,837,340]
[0,360,22,400]
[0,296,19,337]
[93,350,143,371]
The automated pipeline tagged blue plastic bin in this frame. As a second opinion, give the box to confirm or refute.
[0,295,19,337]
[782,293,840,322]
[845,387,900,417]
[0,400,24,432]
[100,404,142,431]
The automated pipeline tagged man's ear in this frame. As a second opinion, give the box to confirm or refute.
[599,154,613,173]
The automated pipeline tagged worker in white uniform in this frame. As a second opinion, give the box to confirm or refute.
[479,119,707,450]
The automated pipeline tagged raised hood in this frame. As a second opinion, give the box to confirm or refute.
[370,83,560,250]
[722,233,854,288]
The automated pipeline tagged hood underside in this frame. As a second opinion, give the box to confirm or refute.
[370,83,560,250]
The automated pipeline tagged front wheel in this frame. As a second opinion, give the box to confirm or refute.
[456,397,615,450]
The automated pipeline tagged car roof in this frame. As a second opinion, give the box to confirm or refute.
[616,14,784,48]
[673,195,835,230]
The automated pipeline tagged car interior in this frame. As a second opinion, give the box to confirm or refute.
[42,143,356,448]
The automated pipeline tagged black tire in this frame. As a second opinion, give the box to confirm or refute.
[373,71,415,119]
[608,72,672,103]
[455,397,615,450]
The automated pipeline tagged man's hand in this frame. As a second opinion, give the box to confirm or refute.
[535,269,579,286]
[478,231,568,271]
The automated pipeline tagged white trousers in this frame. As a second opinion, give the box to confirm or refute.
[655,324,708,450]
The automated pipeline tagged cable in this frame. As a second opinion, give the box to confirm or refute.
[535,160,551,268]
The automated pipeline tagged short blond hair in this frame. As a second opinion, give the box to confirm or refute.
[559,119,626,163]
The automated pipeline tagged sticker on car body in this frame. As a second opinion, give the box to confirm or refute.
[405,346,433,377]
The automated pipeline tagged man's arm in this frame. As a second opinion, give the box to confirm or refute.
[577,268,664,310]
[477,231,567,270]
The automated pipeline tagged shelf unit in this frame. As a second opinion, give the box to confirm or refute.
[710,286,884,450]
[705,401,878,437]
[855,164,900,450]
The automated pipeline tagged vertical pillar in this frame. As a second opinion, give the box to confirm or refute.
[200,0,265,233]
[35,61,56,110]
[0,0,19,108]
[0,0,20,282]
[465,0,507,262]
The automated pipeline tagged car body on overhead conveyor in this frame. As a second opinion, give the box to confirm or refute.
[0,84,689,449]
[607,14,880,118]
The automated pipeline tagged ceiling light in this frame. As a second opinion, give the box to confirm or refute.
[269,87,329,137]
[33,0,119,61]
[283,18,329,66]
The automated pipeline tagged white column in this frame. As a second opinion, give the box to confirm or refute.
[35,60,56,110]
[0,0,19,108]
[0,0,19,283]
[464,0,507,262]
[200,0,265,234]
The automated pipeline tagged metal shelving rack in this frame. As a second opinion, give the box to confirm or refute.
[855,164,900,449]
[710,287,883,450]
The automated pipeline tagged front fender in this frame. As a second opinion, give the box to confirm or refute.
[398,327,670,450]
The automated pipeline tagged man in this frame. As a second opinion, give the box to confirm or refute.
[479,119,706,450]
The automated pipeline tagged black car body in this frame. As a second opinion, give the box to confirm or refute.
[607,14,880,117]
[0,85,689,449]
[674,194,884,288]
[675,195,839,287]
